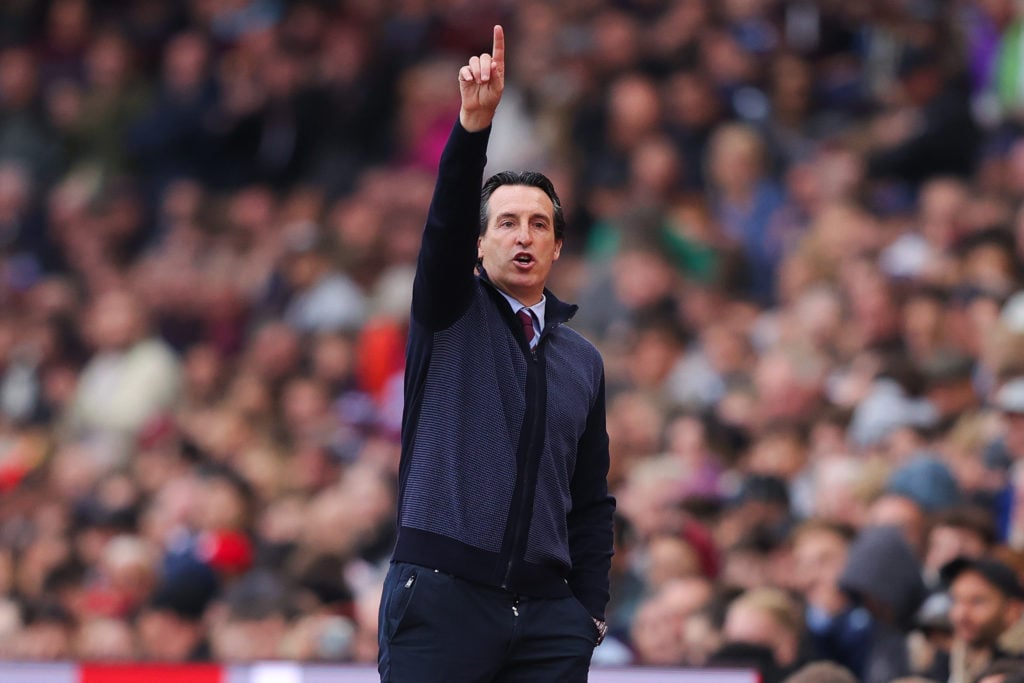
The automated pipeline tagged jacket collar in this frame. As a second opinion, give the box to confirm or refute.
[477,267,578,326]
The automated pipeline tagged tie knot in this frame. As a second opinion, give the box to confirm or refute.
[517,309,535,345]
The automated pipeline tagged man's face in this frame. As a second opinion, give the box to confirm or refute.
[630,599,686,665]
[925,526,986,576]
[478,184,561,306]
[792,530,848,611]
[723,602,796,667]
[950,572,1018,649]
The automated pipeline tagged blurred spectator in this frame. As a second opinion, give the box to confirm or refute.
[208,569,291,662]
[715,587,809,683]
[629,575,713,666]
[65,27,149,177]
[0,45,62,186]
[782,661,859,683]
[865,48,981,187]
[838,525,929,683]
[127,31,219,193]
[923,507,998,589]
[278,225,366,334]
[885,453,960,515]
[789,520,869,673]
[15,600,75,660]
[74,615,136,661]
[136,558,217,661]
[930,556,1024,682]
[707,122,787,304]
[63,288,181,461]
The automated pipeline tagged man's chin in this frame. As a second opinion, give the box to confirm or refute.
[963,635,996,649]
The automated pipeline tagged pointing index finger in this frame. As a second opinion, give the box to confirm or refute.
[492,25,504,68]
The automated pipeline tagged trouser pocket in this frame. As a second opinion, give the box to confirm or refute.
[380,563,419,643]
[566,594,599,645]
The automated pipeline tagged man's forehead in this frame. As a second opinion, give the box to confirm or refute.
[488,184,554,214]
[951,570,1009,597]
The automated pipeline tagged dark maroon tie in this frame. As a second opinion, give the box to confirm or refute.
[517,309,535,346]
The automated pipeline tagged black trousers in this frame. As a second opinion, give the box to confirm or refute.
[378,561,598,682]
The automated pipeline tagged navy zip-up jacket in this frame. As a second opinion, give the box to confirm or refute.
[392,121,615,620]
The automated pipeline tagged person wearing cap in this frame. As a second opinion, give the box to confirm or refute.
[933,556,1024,683]
[136,558,219,661]
[921,351,980,430]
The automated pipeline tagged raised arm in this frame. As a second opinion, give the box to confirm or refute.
[412,25,507,329]
[459,25,505,132]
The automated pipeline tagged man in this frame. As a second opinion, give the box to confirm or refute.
[715,587,808,683]
[936,556,1024,683]
[789,519,871,676]
[377,26,615,682]
[137,559,217,661]
[923,507,996,588]
[629,575,713,666]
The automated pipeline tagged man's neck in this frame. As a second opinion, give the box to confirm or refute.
[490,280,543,308]
[961,641,997,676]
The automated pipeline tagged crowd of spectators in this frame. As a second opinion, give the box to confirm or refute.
[6,0,1024,679]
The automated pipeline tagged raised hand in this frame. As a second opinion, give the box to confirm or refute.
[459,25,505,132]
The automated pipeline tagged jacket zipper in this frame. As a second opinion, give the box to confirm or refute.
[502,358,539,588]
[501,323,559,588]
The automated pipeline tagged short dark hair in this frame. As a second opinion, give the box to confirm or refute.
[930,505,997,547]
[479,171,565,241]
[942,556,1024,600]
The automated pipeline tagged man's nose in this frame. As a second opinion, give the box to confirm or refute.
[516,224,533,244]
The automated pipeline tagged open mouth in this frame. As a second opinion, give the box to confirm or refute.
[514,253,534,265]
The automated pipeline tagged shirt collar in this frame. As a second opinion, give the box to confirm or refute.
[496,289,546,333]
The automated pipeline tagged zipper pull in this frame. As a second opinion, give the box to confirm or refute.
[512,597,520,617]
[405,575,415,589]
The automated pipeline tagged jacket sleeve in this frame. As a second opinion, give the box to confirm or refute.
[566,371,616,621]
[411,120,491,330]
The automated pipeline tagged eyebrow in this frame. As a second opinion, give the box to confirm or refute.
[495,212,551,223]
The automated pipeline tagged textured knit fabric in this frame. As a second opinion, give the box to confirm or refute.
[392,121,615,620]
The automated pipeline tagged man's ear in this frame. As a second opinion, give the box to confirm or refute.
[553,239,563,261]
[477,236,483,260]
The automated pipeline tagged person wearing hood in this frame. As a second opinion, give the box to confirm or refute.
[838,524,929,683]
